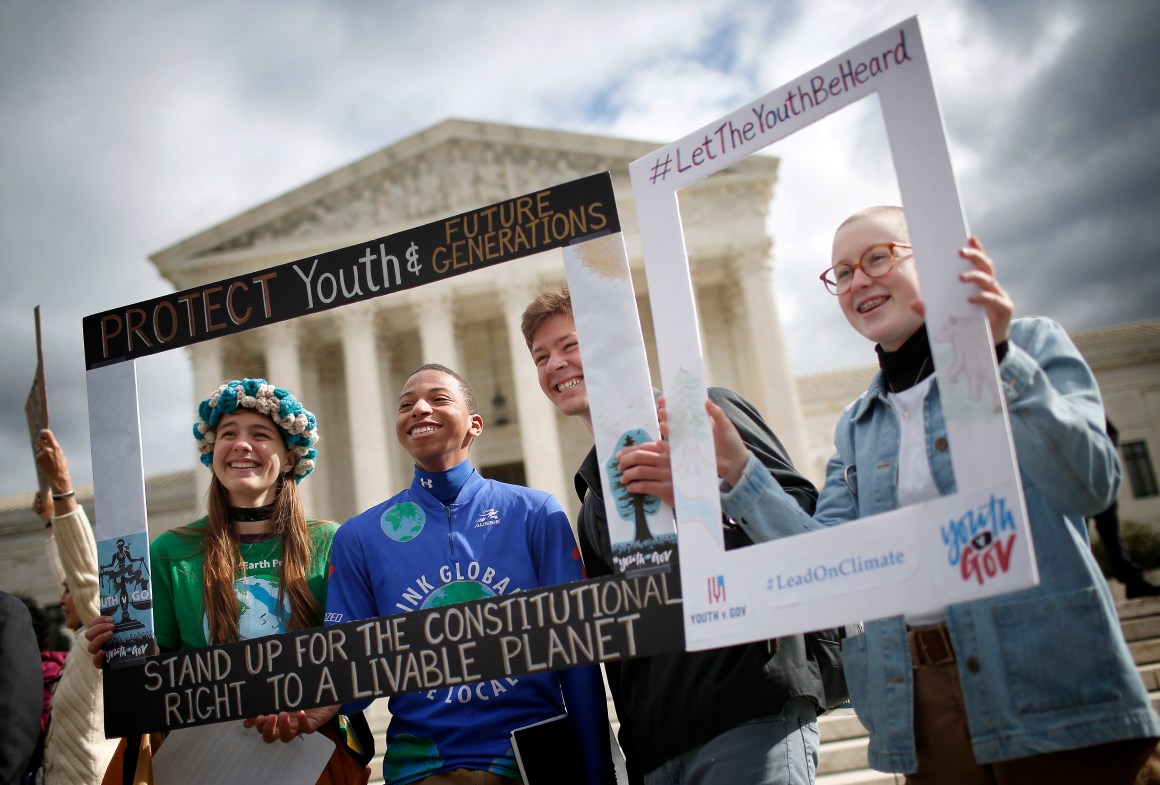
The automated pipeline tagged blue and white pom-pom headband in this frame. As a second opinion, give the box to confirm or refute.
[193,378,319,482]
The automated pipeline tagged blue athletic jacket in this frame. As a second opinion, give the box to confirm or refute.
[327,467,609,784]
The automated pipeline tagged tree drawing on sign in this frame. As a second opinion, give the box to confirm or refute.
[666,367,714,481]
[606,428,661,542]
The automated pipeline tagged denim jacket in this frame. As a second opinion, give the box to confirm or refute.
[723,317,1160,772]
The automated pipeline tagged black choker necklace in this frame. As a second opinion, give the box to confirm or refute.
[230,504,275,522]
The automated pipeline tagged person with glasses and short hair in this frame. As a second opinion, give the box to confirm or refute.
[818,239,911,296]
[698,205,1160,784]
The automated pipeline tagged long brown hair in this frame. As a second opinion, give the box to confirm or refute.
[201,474,321,644]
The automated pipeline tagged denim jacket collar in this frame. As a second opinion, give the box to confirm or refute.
[849,371,889,424]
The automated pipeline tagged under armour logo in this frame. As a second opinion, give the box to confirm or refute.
[420,478,434,489]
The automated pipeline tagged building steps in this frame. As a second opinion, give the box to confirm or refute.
[816,594,1160,784]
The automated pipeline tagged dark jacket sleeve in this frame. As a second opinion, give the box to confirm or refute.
[708,387,817,520]
[573,390,822,780]
[575,444,627,580]
[0,592,42,785]
[575,454,648,784]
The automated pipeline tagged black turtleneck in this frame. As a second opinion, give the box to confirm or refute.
[875,323,1010,393]
[876,324,935,393]
[876,322,1011,394]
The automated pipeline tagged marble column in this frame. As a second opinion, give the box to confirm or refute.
[261,320,314,513]
[499,282,570,508]
[693,281,725,389]
[731,250,810,467]
[337,303,394,512]
[412,286,462,371]
[262,321,304,400]
[189,340,223,507]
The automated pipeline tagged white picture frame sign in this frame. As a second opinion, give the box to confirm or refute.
[627,16,1037,650]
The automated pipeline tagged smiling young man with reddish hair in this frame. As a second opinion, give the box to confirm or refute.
[325,363,613,785]
[522,288,828,785]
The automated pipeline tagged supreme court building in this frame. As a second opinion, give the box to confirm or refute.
[149,118,806,526]
[4,119,1159,612]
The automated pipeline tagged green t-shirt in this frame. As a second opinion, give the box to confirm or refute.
[150,517,338,650]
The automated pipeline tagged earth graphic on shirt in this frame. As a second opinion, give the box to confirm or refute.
[202,576,289,641]
[381,501,426,542]
[419,580,496,609]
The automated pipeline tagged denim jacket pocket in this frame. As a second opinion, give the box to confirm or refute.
[992,587,1122,714]
[840,632,875,734]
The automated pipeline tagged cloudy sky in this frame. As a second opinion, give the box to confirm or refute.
[2,0,1158,498]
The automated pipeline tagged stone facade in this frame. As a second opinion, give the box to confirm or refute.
[5,119,1157,615]
[1074,321,1160,526]
[149,119,797,528]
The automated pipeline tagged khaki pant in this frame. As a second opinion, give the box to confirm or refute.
[905,658,1157,785]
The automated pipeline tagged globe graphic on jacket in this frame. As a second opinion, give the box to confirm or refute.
[420,581,496,609]
[382,501,426,542]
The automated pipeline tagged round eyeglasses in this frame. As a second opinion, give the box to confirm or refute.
[819,242,912,295]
